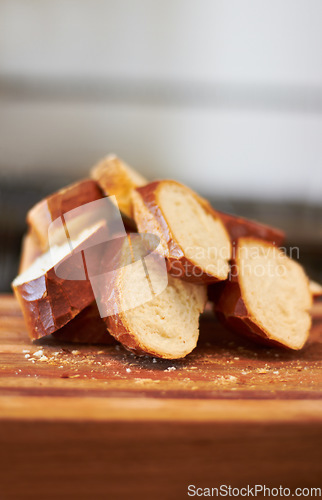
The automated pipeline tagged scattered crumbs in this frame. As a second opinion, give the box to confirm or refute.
[189,367,198,370]
[217,375,237,384]
[152,358,158,364]
[296,367,303,372]
[22,349,30,353]
[257,369,268,374]
[53,352,60,356]
[126,368,132,373]
[24,354,30,359]
[59,365,64,369]
[70,374,81,378]
[72,350,80,355]
[273,370,279,375]
[274,353,280,357]
[33,350,44,358]
[114,345,120,351]
[98,351,104,354]
[241,370,249,375]
[39,356,48,362]
[234,357,240,360]
[165,366,176,372]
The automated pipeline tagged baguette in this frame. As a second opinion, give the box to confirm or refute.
[91,155,147,218]
[132,180,232,283]
[27,179,103,251]
[12,223,108,341]
[214,237,312,350]
[98,233,207,358]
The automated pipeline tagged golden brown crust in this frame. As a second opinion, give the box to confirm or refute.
[133,180,231,284]
[104,313,148,356]
[19,230,42,274]
[91,155,147,218]
[12,224,109,341]
[27,179,103,251]
[13,265,95,341]
[53,302,115,345]
[216,211,285,246]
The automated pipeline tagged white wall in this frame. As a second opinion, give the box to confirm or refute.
[0,0,321,202]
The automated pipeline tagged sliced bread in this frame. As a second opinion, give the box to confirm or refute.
[97,233,207,359]
[214,237,312,349]
[132,180,232,283]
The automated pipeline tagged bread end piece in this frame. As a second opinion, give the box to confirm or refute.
[91,155,147,218]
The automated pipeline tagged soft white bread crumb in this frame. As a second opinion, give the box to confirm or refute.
[158,182,231,280]
[238,238,312,349]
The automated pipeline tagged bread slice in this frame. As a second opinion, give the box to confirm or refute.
[215,237,312,350]
[91,155,147,218]
[27,179,103,251]
[12,222,108,341]
[132,180,232,283]
[98,233,207,359]
[19,230,42,273]
[217,211,285,245]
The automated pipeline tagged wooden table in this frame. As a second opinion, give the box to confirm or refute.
[0,294,321,500]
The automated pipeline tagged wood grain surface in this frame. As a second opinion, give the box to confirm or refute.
[0,294,321,500]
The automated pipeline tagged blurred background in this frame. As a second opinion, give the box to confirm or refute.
[0,0,321,291]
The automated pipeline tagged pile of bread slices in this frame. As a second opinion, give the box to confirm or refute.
[12,156,322,359]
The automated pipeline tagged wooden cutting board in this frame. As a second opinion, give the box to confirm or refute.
[0,294,321,500]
